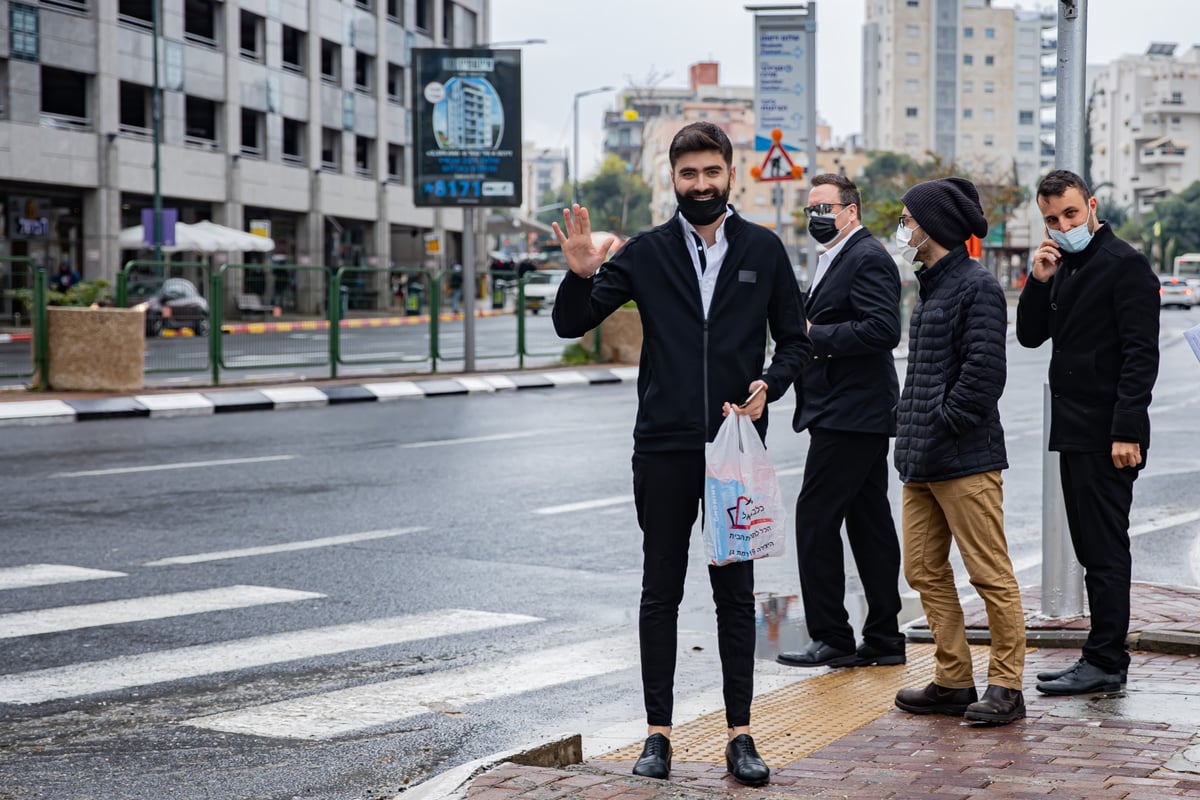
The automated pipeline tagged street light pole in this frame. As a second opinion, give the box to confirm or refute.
[572,86,614,204]
[151,0,163,266]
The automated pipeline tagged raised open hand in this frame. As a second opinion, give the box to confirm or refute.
[551,204,615,279]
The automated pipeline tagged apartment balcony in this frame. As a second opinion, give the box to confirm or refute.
[1140,136,1189,165]
[1041,65,1057,78]
[1042,38,1057,50]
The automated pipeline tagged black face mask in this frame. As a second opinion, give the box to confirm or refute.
[675,186,730,226]
[807,215,841,245]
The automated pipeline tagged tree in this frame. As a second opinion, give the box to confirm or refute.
[578,154,652,236]
[1149,180,1200,255]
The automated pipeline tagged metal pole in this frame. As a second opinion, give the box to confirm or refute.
[572,94,580,204]
[151,0,164,266]
[1040,0,1088,618]
[805,1,818,285]
[462,206,476,372]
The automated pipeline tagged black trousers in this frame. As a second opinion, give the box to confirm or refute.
[1060,451,1140,673]
[632,450,756,728]
[795,429,903,653]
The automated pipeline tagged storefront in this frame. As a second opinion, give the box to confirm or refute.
[0,185,85,317]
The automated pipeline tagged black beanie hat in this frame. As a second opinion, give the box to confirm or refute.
[901,177,989,248]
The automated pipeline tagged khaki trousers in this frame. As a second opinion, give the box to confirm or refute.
[902,471,1025,690]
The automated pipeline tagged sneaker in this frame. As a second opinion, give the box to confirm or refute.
[964,685,1026,724]
[631,733,671,779]
[895,682,978,716]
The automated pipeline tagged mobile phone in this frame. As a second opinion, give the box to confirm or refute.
[740,385,765,407]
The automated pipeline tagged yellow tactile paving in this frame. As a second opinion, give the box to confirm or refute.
[598,644,1000,767]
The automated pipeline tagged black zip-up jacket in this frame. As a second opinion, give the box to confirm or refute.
[552,211,810,452]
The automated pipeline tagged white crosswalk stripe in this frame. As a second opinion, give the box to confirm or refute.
[0,564,126,591]
[0,609,541,705]
[0,585,324,639]
[185,634,639,740]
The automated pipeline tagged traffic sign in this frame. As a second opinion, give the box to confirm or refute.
[749,129,805,182]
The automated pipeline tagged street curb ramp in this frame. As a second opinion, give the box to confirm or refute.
[395,733,582,800]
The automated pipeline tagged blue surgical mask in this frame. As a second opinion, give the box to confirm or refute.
[1048,207,1094,253]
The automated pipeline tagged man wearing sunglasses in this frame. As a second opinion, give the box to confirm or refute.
[776,174,905,672]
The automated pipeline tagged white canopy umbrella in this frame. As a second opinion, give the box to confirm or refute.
[190,220,275,252]
[118,221,274,254]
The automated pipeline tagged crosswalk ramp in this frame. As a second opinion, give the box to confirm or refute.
[0,562,640,741]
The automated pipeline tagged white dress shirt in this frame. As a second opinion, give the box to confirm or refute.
[808,224,862,293]
[678,208,732,317]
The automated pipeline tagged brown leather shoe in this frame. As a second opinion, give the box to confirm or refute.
[964,684,1026,724]
[895,682,977,716]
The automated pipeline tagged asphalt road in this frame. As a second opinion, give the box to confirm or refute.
[1,311,1199,799]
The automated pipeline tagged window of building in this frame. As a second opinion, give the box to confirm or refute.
[1018,81,1035,99]
[0,60,8,118]
[983,107,995,121]
[442,0,454,44]
[984,55,995,66]
[356,0,372,10]
[117,0,152,29]
[386,0,401,22]
[355,135,374,177]
[415,0,432,31]
[906,51,919,65]
[964,26,974,38]
[1171,115,1183,126]
[184,95,218,146]
[984,134,994,147]
[41,66,88,126]
[963,107,973,119]
[905,78,919,93]
[906,0,919,6]
[387,144,405,183]
[282,26,305,73]
[41,0,89,13]
[963,54,973,65]
[1171,91,1183,104]
[906,24,919,38]
[962,134,974,148]
[118,81,150,134]
[963,79,974,92]
[184,0,218,46]
[985,27,995,39]
[1018,139,1034,152]
[10,4,39,61]
[240,108,264,157]
[354,52,373,92]
[387,63,405,103]
[1019,110,1034,125]
[904,132,919,146]
[321,40,340,84]
[282,117,306,165]
[984,80,995,93]
[321,127,341,171]
[906,107,918,118]
[239,11,263,61]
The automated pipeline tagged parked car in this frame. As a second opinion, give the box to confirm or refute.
[133,277,210,335]
[522,269,567,315]
[1159,274,1198,310]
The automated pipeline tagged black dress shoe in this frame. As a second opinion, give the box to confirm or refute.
[1036,660,1123,695]
[894,682,978,716]
[631,733,671,780]
[853,642,906,666]
[725,734,769,787]
[964,684,1026,724]
[1037,658,1127,684]
[776,639,857,668]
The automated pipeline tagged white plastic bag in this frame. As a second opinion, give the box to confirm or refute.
[703,413,788,566]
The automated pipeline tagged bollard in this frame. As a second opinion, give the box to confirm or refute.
[1040,383,1085,617]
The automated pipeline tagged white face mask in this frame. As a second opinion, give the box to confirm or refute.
[895,223,927,266]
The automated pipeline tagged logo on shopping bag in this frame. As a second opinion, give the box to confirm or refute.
[726,495,772,530]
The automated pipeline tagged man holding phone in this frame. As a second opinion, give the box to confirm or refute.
[552,122,809,786]
[1016,170,1160,695]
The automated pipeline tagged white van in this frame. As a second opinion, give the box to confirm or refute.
[1173,253,1200,282]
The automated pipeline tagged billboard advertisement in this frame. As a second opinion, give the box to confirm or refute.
[412,48,522,208]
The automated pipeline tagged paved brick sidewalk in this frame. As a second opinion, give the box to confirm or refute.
[446,583,1200,800]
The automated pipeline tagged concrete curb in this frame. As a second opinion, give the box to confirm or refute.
[397,733,582,800]
[0,367,639,426]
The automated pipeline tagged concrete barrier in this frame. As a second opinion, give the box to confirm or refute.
[41,307,145,392]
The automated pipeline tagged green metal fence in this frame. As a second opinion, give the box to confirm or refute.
[0,256,39,382]
[118,260,213,377]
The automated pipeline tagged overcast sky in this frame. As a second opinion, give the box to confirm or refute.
[489,0,1200,179]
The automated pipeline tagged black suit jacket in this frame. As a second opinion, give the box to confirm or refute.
[792,227,901,436]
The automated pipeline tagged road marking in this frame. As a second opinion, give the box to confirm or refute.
[533,495,634,515]
[51,455,297,478]
[1130,510,1200,536]
[0,564,127,591]
[144,527,425,566]
[186,634,638,739]
[400,431,539,449]
[0,585,324,639]
[0,609,541,705]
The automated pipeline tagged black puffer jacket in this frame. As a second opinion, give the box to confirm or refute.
[894,246,1008,483]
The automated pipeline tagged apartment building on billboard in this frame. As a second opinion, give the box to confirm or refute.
[862,0,1058,250]
[0,0,487,315]
[1089,43,1200,218]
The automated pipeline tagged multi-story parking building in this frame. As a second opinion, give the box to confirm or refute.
[0,0,487,314]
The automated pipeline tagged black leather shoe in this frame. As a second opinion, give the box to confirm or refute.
[1036,660,1123,695]
[725,734,769,787]
[1037,658,1127,685]
[631,733,671,780]
[853,642,906,666]
[895,682,978,716]
[964,684,1026,724]
[776,639,857,668]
